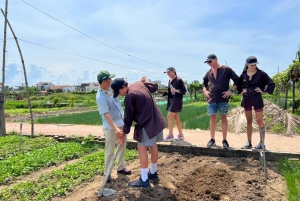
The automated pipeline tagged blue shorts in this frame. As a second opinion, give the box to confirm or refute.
[207,102,228,116]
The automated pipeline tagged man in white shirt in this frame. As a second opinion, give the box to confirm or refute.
[96,70,131,183]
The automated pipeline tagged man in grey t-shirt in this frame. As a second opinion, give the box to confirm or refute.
[96,70,131,183]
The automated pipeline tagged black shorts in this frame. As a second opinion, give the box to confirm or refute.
[168,98,182,113]
[242,95,264,111]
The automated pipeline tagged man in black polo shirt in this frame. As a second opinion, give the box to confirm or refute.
[203,54,239,149]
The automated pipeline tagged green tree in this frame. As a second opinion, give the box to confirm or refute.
[189,80,203,101]
[53,97,60,106]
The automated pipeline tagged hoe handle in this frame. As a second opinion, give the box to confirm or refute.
[97,145,121,197]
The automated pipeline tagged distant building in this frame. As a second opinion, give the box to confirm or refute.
[36,82,54,91]
[49,85,76,92]
[77,82,99,92]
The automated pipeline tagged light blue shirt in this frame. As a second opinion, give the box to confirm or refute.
[96,88,124,129]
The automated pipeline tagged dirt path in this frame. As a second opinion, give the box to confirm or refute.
[6,122,300,154]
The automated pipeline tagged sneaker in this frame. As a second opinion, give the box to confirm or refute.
[253,142,266,151]
[241,141,252,149]
[128,177,151,188]
[148,171,160,182]
[222,140,229,149]
[176,134,185,140]
[207,139,216,148]
[164,135,175,142]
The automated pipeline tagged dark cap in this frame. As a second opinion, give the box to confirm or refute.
[246,56,259,65]
[164,67,176,73]
[111,78,127,98]
[204,54,217,63]
[97,70,115,82]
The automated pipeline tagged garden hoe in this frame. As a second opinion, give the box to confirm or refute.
[97,144,121,198]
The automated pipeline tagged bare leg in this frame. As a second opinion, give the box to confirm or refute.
[210,114,217,139]
[174,113,183,134]
[220,114,228,140]
[149,144,158,163]
[167,112,176,136]
[137,145,148,168]
[245,111,253,141]
[255,111,264,142]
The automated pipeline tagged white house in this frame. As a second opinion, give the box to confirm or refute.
[77,82,99,92]
[36,82,54,91]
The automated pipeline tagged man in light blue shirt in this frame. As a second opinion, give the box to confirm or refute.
[96,70,131,183]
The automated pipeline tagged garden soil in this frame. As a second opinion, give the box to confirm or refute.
[55,152,286,201]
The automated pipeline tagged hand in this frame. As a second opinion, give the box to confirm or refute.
[222,90,233,99]
[203,90,210,99]
[255,87,264,94]
[241,89,247,95]
[171,88,177,93]
[140,76,149,83]
[118,135,125,146]
[114,128,124,139]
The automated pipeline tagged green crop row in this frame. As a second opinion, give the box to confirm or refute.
[33,102,239,130]
[0,136,57,160]
[0,149,137,201]
[35,111,102,125]
[0,141,102,184]
[278,159,300,201]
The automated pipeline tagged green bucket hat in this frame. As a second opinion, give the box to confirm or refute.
[97,70,115,82]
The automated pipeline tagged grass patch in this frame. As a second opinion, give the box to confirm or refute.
[35,111,102,125]
[0,136,58,160]
[278,159,300,201]
[0,141,102,184]
[33,101,240,130]
[0,149,137,201]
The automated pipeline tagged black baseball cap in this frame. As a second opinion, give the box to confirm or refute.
[246,56,259,65]
[204,54,217,63]
[111,78,128,98]
[164,67,176,73]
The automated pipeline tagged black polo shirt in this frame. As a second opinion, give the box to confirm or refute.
[203,65,239,103]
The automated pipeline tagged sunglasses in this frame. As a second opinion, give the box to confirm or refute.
[166,71,172,74]
[206,60,212,64]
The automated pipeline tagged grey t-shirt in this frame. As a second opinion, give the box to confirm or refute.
[96,88,124,129]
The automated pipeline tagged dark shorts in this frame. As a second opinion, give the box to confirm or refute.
[242,96,264,112]
[168,98,182,113]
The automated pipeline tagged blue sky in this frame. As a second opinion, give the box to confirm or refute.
[0,0,299,87]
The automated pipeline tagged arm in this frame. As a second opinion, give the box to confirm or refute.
[236,74,244,95]
[263,72,275,94]
[174,78,187,94]
[103,113,123,138]
[202,73,210,98]
[123,95,135,134]
[144,82,158,93]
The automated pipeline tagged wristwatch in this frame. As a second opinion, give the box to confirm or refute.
[229,89,234,92]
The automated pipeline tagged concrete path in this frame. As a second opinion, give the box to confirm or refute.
[6,122,299,154]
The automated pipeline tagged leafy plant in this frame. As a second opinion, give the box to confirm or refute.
[0,141,101,184]
[0,149,137,200]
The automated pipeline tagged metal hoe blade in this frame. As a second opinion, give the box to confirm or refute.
[97,188,116,197]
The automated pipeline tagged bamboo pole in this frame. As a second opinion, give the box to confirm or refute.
[0,0,8,136]
[1,9,34,136]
